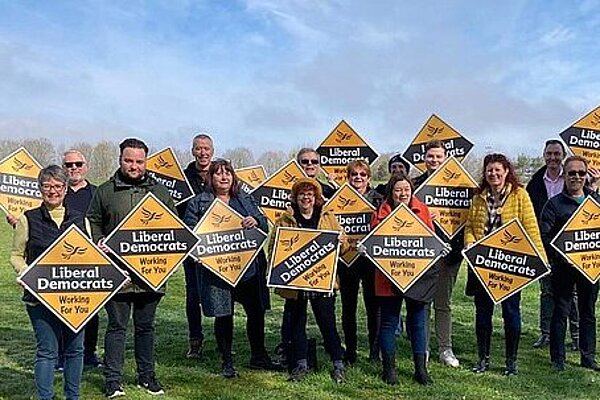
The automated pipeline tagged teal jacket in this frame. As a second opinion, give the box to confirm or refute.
[87,170,176,294]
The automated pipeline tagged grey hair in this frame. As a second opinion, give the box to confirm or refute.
[62,149,87,163]
[296,147,318,162]
[38,165,68,186]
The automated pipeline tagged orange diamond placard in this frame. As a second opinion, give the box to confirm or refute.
[191,199,267,286]
[551,196,600,283]
[267,227,341,293]
[463,219,549,304]
[559,105,600,168]
[251,160,307,225]
[324,183,375,266]
[146,147,194,206]
[358,203,447,292]
[414,157,478,239]
[236,165,267,195]
[0,147,43,219]
[104,193,199,291]
[403,114,474,173]
[316,120,379,186]
[18,225,129,333]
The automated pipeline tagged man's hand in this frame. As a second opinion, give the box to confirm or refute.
[97,238,110,253]
[241,216,258,229]
[6,214,17,227]
[588,168,600,191]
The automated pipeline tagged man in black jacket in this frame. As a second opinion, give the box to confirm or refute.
[526,140,579,350]
[540,155,600,371]
[414,140,461,367]
[176,133,214,359]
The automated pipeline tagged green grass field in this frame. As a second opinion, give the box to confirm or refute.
[1,221,598,400]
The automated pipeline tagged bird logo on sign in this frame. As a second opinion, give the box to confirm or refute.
[335,129,353,143]
[249,171,261,183]
[154,155,173,170]
[426,125,444,138]
[281,234,300,251]
[140,208,163,225]
[211,212,232,227]
[392,216,413,231]
[61,241,87,260]
[500,230,522,245]
[581,210,600,225]
[282,171,298,185]
[12,158,33,172]
[591,112,600,127]
[337,196,357,210]
[442,168,461,182]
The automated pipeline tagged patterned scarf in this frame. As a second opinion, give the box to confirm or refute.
[484,184,511,235]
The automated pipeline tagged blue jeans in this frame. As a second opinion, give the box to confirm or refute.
[379,296,427,355]
[27,304,84,400]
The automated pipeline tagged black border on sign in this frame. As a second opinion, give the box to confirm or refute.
[413,156,479,240]
[550,196,600,284]
[316,119,381,186]
[146,147,195,206]
[357,202,447,293]
[403,113,475,174]
[267,226,341,294]
[17,224,129,333]
[190,197,268,287]
[0,146,43,217]
[462,218,550,305]
[323,183,375,267]
[235,165,268,191]
[103,192,200,291]
[249,159,308,225]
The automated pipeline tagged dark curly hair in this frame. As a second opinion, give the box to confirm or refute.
[477,153,521,194]
[384,172,414,207]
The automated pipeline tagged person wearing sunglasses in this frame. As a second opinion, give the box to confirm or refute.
[296,148,336,199]
[337,160,384,364]
[526,140,580,352]
[59,150,102,370]
[464,153,547,376]
[540,155,600,372]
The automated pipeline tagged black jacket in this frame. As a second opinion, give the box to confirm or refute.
[177,161,210,218]
[540,187,600,269]
[526,166,552,220]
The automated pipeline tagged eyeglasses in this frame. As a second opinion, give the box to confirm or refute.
[64,161,85,168]
[41,183,66,192]
[297,192,315,198]
[350,171,368,177]
[567,170,587,177]
[300,159,319,165]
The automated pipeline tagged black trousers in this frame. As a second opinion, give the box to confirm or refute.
[550,265,599,364]
[103,293,162,383]
[338,260,380,355]
[288,295,344,364]
[183,258,204,341]
[214,276,267,362]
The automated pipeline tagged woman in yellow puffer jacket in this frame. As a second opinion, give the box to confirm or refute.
[464,153,547,376]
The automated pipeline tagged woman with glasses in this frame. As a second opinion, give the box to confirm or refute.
[271,177,348,383]
[372,172,437,385]
[465,153,546,376]
[10,165,88,400]
[337,160,384,363]
[184,159,279,378]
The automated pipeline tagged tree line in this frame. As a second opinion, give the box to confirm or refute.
[0,138,544,184]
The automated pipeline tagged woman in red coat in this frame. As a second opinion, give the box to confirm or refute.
[372,173,438,386]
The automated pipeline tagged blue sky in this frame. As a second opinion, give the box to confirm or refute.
[0,0,599,157]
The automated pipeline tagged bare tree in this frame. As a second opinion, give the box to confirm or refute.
[222,147,254,169]
[69,142,94,165]
[0,139,21,160]
[256,150,288,175]
[173,147,193,169]
[372,153,392,182]
[90,140,119,183]
[22,138,57,166]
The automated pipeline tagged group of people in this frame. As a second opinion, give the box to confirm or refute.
[7,134,600,399]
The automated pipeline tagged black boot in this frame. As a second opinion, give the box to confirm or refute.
[381,354,397,385]
[413,353,432,385]
[503,331,519,376]
[472,327,491,373]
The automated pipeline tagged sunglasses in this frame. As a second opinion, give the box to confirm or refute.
[567,170,587,177]
[350,171,368,177]
[300,159,319,165]
[64,161,85,168]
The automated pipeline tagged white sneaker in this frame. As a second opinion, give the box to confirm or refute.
[440,349,459,367]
